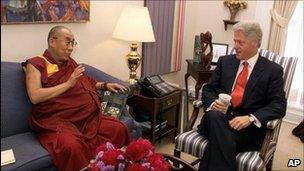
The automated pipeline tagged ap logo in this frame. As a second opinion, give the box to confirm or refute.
[287,159,301,167]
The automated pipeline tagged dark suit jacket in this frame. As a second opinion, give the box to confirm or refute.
[201,54,287,128]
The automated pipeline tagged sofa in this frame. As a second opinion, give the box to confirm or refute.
[1,61,141,171]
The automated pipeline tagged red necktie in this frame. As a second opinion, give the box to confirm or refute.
[231,61,249,108]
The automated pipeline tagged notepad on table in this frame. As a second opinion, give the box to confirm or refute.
[1,149,16,166]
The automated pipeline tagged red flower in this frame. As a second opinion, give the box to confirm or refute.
[95,143,107,155]
[124,138,154,161]
[149,153,171,171]
[91,139,171,171]
[126,163,146,171]
[95,142,117,155]
[88,163,99,171]
[101,149,123,166]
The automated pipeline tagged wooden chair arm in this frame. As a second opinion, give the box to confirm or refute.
[267,119,280,129]
[185,107,200,131]
[185,99,205,131]
[259,129,274,160]
[161,153,197,171]
[260,119,282,161]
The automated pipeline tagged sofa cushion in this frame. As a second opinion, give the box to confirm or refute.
[1,132,55,171]
[120,113,142,140]
[1,62,32,138]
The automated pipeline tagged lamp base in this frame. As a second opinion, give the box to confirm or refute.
[128,78,138,85]
[127,43,141,85]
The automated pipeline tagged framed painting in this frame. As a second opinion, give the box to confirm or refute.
[1,0,90,24]
[212,43,229,64]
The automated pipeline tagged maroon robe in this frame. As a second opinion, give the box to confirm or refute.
[23,50,131,171]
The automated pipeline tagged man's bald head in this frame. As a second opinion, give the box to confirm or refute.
[46,26,75,63]
[47,26,72,44]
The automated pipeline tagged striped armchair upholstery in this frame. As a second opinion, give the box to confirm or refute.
[174,49,298,171]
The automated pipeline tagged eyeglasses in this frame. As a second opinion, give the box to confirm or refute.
[52,37,78,47]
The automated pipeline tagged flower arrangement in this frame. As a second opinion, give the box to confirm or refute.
[88,138,171,171]
[223,0,248,21]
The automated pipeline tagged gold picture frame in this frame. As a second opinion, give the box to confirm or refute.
[1,0,90,25]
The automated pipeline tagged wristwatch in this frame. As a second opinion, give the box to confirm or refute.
[248,115,255,123]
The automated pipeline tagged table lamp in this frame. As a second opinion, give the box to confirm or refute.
[113,6,155,84]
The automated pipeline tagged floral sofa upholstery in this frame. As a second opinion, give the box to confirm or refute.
[1,61,141,171]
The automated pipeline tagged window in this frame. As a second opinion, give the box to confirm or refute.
[284,2,303,109]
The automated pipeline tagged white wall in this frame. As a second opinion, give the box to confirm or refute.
[162,1,274,88]
[4,1,300,124]
[1,1,274,85]
[1,1,143,81]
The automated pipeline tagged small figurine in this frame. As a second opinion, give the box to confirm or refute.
[193,35,202,63]
[200,32,213,70]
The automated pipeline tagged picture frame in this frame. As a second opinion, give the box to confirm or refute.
[212,43,229,64]
[1,0,90,25]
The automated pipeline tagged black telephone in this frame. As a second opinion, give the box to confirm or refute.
[137,75,177,97]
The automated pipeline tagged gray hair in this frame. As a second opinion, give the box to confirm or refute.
[233,21,263,47]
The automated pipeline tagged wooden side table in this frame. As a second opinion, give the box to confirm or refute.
[127,89,182,144]
[184,59,214,130]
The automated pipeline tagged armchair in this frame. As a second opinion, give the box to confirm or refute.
[174,49,298,171]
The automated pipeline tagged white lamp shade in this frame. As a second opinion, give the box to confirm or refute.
[113,6,155,42]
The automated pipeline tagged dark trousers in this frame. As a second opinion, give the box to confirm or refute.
[197,110,265,171]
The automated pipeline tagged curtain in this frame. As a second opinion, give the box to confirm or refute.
[284,2,303,109]
[142,0,186,77]
[267,0,298,55]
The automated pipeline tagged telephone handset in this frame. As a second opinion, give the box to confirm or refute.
[137,75,177,97]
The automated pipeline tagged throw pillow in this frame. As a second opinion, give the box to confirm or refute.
[98,85,137,119]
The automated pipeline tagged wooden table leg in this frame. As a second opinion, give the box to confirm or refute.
[185,80,203,131]
[183,73,190,132]
[194,80,203,100]
[185,73,190,91]
[186,107,200,131]
[151,111,156,144]
[173,102,181,143]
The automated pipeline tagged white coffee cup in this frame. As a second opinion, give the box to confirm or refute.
[218,93,232,107]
